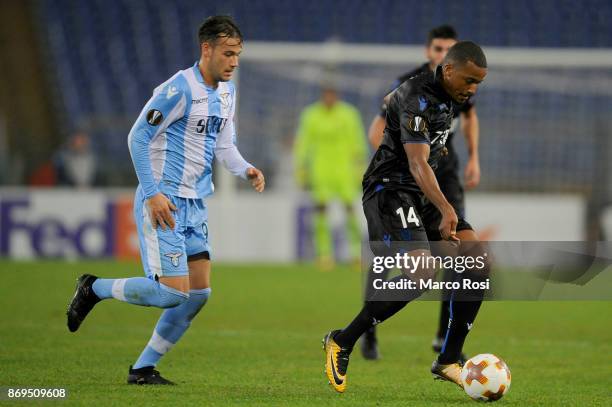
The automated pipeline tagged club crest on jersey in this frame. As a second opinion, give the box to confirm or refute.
[220,92,231,109]
[146,109,163,126]
[165,252,182,267]
[408,116,428,132]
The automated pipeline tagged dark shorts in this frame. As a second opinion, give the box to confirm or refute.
[362,186,472,249]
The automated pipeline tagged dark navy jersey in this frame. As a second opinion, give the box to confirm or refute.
[363,66,456,200]
[379,63,474,145]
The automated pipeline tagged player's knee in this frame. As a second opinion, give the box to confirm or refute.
[403,249,437,283]
[164,293,189,308]
[460,241,492,279]
[414,266,437,285]
[158,282,190,308]
[163,287,211,321]
[185,287,211,319]
[191,287,211,302]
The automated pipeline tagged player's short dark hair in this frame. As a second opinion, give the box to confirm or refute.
[427,25,458,45]
[198,15,243,45]
[443,41,487,68]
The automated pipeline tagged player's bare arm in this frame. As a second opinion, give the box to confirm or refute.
[368,90,398,149]
[404,142,458,241]
[461,106,480,189]
[367,115,385,150]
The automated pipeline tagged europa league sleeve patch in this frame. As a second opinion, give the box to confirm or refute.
[146,109,164,126]
[408,115,428,132]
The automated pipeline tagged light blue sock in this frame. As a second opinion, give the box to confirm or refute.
[91,277,188,308]
[133,288,211,369]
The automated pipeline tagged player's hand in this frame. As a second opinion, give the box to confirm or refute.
[439,205,459,242]
[464,157,481,189]
[246,167,265,193]
[146,193,177,231]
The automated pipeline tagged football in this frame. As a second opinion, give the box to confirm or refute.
[460,354,511,402]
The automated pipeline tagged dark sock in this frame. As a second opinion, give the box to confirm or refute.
[438,268,487,363]
[334,299,408,349]
[438,242,490,364]
[438,299,482,364]
[360,263,389,341]
[437,299,451,339]
[335,274,425,349]
[436,267,454,338]
[363,263,391,301]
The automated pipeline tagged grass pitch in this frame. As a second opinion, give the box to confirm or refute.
[1,260,611,406]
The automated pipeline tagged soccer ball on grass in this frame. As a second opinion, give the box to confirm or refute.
[460,354,511,402]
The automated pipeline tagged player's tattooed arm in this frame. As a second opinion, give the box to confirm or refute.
[404,143,458,241]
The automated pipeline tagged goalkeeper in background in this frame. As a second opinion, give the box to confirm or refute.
[294,85,368,269]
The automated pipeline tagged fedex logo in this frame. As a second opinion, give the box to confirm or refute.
[0,194,138,259]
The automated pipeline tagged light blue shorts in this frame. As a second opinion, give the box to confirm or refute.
[134,185,211,279]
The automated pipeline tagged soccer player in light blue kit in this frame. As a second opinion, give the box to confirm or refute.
[66,16,265,385]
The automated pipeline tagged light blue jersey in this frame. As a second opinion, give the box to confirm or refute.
[128,62,250,199]
[128,63,253,278]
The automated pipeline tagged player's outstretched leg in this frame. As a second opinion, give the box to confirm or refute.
[324,296,408,392]
[128,288,211,385]
[66,274,188,332]
[324,274,422,391]
[359,264,389,361]
[325,254,435,391]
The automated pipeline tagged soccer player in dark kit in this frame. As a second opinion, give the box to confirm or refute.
[362,25,481,361]
[322,41,489,393]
